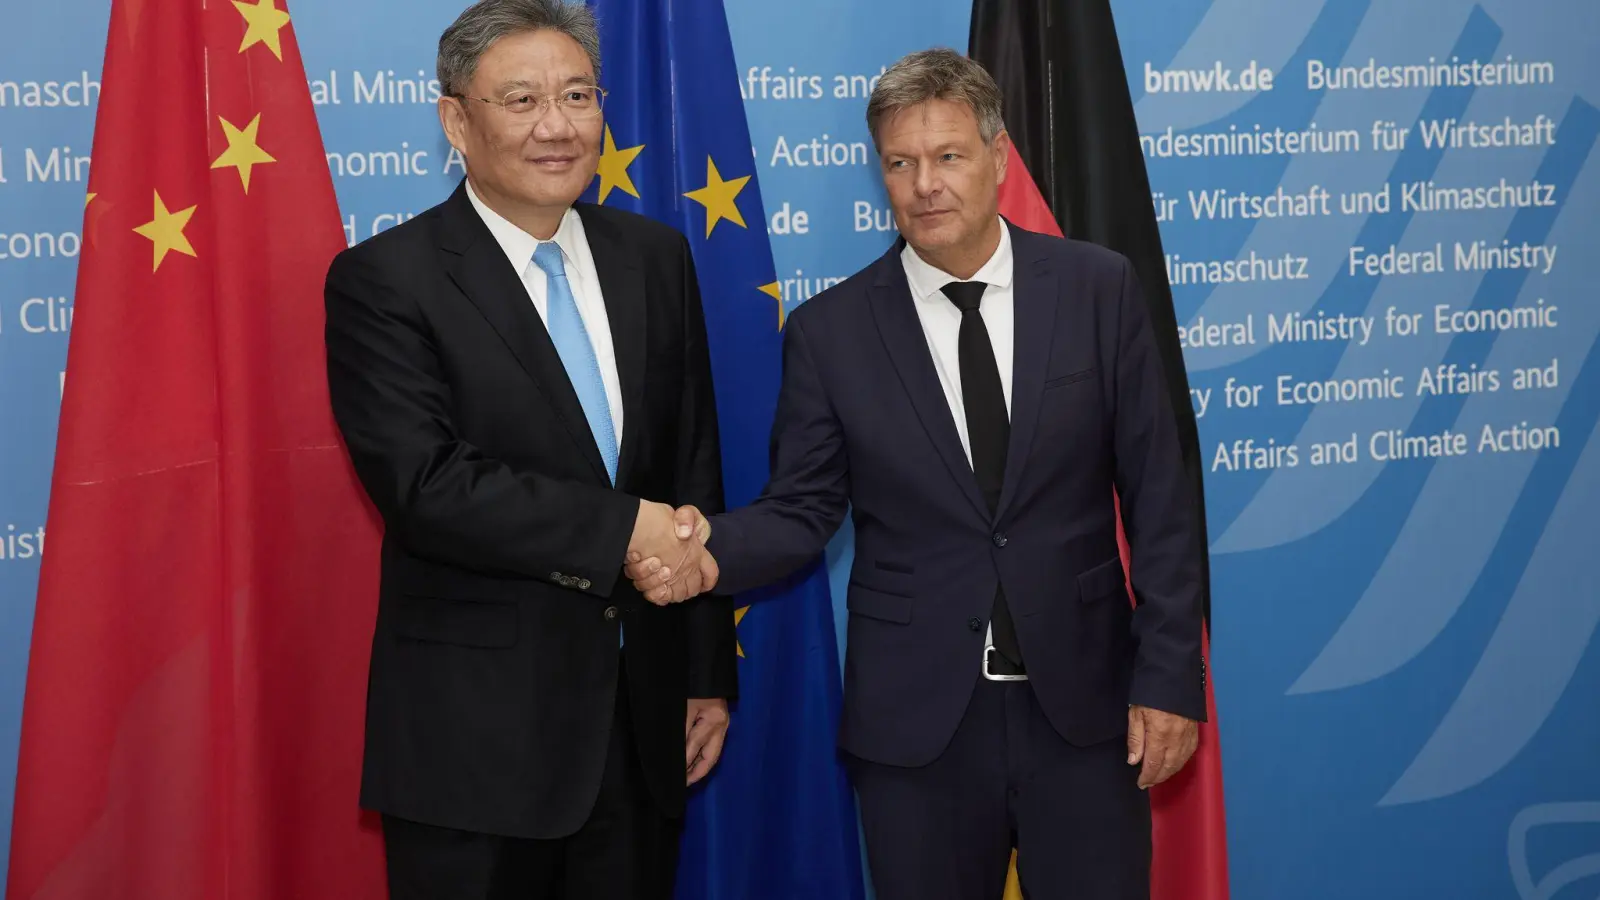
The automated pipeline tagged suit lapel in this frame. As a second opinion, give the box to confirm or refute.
[868,243,990,522]
[575,203,647,489]
[996,223,1059,521]
[437,183,610,483]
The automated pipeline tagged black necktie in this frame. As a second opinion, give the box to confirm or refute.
[940,280,1023,668]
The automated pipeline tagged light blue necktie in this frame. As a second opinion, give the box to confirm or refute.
[532,242,617,486]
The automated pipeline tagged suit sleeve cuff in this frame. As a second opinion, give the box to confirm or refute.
[568,492,638,599]
[1128,666,1208,723]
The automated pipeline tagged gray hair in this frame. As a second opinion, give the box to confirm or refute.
[865,48,1005,149]
[437,0,602,97]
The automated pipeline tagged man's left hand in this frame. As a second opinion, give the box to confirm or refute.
[1126,705,1198,790]
[685,698,729,786]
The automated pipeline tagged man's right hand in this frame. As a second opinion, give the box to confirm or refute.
[626,505,714,604]
[627,502,716,605]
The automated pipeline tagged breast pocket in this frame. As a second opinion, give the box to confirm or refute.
[1037,366,1104,440]
[846,586,913,624]
[1043,366,1097,391]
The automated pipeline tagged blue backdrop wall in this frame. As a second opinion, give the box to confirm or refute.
[3,1,1598,898]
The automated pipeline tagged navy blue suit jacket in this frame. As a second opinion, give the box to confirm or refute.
[708,220,1206,767]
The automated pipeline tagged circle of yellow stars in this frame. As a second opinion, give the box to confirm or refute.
[593,128,786,329]
[120,0,288,271]
[593,130,785,639]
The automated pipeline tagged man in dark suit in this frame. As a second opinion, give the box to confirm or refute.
[322,1,735,897]
[627,48,1206,899]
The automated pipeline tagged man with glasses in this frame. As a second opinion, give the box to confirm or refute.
[322,1,734,896]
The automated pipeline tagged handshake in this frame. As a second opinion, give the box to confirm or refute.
[625,501,717,605]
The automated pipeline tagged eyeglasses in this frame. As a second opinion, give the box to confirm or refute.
[453,86,606,119]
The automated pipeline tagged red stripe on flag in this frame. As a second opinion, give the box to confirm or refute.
[1151,623,1230,900]
[998,142,1061,236]
[1002,145,1230,900]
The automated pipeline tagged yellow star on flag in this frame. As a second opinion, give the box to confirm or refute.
[1004,852,1022,900]
[734,605,750,658]
[683,156,750,238]
[133,190,198,272]
[233,0,291,60]
[594,125,644,205]
[211,113,276,192]
[85,192,96,208]
[758,281,786,330]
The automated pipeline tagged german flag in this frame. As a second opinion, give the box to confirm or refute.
[968,1,1229,898]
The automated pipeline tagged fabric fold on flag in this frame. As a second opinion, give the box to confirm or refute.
[6,2,387,898]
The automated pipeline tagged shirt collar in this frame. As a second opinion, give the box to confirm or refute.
[900,217,1014,302]
[465,178,582,276]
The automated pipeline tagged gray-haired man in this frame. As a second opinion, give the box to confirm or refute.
[323,1,735,896]
[627,47,1206,899]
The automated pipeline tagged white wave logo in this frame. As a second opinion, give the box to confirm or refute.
[1293,410,1600,807]
[1155,0,1600,813]
[1509,803,1600,900]
[1279,91,1600,805]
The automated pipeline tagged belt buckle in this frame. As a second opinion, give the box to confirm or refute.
[983,646,1028,682]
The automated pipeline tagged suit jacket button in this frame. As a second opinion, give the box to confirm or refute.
[551,571,564,582]
[604,606,619,620]
[967,617,982,632]
[579,579,592,590]
[992,532,1007,547]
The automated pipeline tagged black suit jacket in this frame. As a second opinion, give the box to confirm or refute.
[324,181,736,839]
[708,221,1205,767]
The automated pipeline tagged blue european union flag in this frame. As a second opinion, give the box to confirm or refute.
[580,1,866,897]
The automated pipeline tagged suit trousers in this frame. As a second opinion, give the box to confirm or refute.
[380,655,681,900]
[849,676,1151,900]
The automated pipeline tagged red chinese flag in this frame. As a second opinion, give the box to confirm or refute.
[6,1,386,898]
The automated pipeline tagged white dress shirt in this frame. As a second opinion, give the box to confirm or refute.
[900,219,1015,653]
[466,180,624,445]
[899,218,1015,464]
